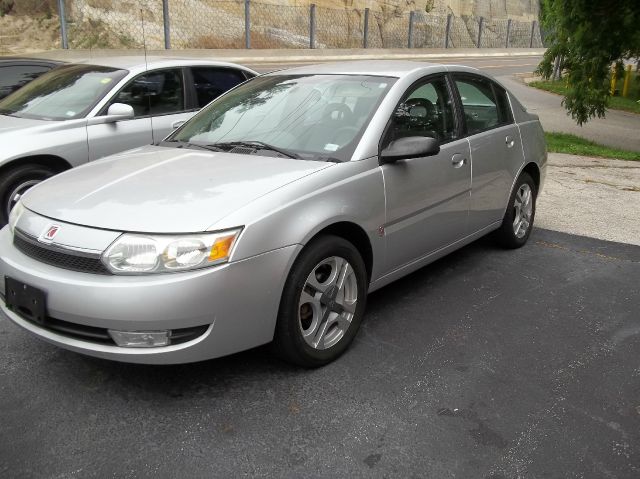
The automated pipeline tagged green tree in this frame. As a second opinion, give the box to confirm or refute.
[537,0,640,125]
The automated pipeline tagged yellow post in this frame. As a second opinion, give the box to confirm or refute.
[610,67,617,96]
[622,65,632,97]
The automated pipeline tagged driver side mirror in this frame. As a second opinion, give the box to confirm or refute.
[87,103,135,126]
[380,136,440,164]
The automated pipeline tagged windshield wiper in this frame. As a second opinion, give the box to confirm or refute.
[209,141,303,160]
[159,140,224,153]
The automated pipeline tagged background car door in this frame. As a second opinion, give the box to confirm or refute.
[188,66,251,108]
[381,75,471,273]
[452,74,524,232]
[86,68,187,161]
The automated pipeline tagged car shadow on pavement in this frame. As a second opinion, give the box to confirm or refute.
[47,226,638,400]
[57,232,506,396]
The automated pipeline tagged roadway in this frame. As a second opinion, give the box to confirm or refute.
[248,54,640,152]
[30,48,640,150]
[247,54,544,77]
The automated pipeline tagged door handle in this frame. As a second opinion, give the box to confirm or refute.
[506,135,515,148]
[171,120,186,129]
[451,153,467,168]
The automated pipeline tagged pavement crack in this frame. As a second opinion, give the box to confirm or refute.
[582,178,640,191]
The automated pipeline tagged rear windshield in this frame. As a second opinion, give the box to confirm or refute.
[0,64,128,120]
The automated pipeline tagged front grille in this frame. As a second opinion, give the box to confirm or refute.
[13,307,209,346]
[13,229,111,275]
[46,316,113,344]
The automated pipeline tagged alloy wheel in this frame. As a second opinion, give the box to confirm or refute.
[512,183,533,239]
[298,256,358,350]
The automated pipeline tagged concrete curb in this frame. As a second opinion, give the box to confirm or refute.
[21,48,546,64]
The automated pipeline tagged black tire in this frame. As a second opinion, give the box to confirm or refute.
[495,172,537,249]
[0,164,56,226]
[272,235,368,368]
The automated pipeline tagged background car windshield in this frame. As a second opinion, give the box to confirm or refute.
[0,64,127,120]
[171,74,395,162]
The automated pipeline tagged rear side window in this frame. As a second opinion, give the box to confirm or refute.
[454,76,500,135]
[191,67,247,108]
[111,69,185,117]
[492,84,514,124]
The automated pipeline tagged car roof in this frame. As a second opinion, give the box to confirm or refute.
[52,56,256,74]
[265,60,481,78]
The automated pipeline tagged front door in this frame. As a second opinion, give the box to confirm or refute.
[381,75,471,273]
[87,68,187,161]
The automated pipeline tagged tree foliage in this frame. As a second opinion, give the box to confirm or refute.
[537,0,640,125]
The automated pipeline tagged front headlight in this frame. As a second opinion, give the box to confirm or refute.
[102,228,242,274]
[8,200,25,234]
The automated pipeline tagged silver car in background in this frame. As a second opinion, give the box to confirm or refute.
[0,57,256,224]
[0,61,546,367]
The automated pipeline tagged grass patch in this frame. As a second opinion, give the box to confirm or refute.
[531,73,640,115]
[545,132,640,161]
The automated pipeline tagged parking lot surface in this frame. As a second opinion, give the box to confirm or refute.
[1,227,639,478]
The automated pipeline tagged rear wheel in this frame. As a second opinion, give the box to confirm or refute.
[0,164,56,226]
[495,172,537,249]
[273,235,368,368]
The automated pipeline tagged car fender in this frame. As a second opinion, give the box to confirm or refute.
[0,119,89,169]
[211,157,387,282]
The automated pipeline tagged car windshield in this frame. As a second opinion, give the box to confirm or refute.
[169,74,396,162]
[0,64,128,120]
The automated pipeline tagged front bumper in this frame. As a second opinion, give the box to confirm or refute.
[0,227,300,364]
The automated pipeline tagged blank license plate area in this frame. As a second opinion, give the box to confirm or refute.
[5,276,46,324]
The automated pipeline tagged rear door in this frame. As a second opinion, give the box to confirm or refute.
[381,74,471,273]
[187,66,251,109]
[452,74,524,232]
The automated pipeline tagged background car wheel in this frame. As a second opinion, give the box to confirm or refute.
[273,235,368,368]
[0,164,56,226]
[495,171,537,249]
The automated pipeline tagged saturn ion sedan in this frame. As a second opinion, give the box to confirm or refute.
[0,61,546,367]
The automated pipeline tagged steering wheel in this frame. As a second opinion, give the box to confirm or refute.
[323,103,353,123]
[404,98,436,123]
[330,125,360,147]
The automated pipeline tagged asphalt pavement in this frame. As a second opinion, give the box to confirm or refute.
[2,47,640,478]
[1,228,639,478]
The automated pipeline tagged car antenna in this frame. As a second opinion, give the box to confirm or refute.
[140,8,155,144]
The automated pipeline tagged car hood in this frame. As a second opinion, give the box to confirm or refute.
[22,145,333,233]
[0,114,51,133]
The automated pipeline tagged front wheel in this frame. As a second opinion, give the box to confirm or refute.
[0,164,56,226]
[272,235,368,368]
[494,172,537,249]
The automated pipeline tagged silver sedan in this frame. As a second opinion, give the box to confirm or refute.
[0,61,546,367]
[0,57,256,225]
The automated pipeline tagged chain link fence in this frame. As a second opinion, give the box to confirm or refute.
[2,0,544,52]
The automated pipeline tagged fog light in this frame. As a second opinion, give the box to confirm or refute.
[108,329,170,348]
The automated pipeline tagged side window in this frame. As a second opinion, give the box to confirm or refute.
[191,67,247,108]
[384,76,457,147]
[111,69,184,117]
[492,84,514,124]
[454,76,500,135]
